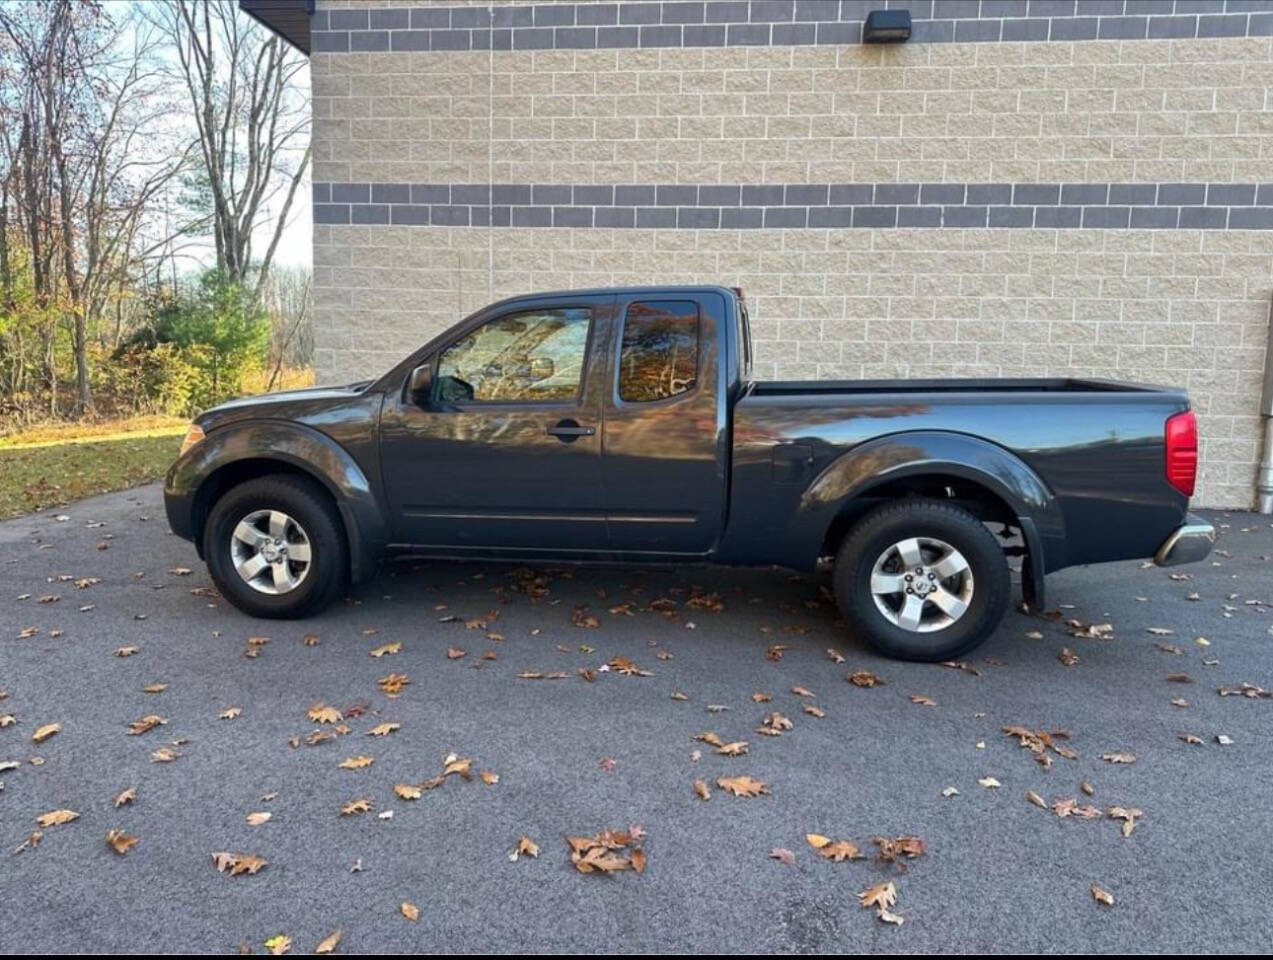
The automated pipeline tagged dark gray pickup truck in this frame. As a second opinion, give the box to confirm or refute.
[166,285,1213,661]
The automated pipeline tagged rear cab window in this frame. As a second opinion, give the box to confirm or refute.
[617,300,699,403]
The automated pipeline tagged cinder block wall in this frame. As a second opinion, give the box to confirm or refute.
[310,0,1273,508]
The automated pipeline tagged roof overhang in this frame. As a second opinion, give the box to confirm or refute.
[240,0,314,55]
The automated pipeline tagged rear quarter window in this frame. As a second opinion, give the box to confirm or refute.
[618,300,699,403]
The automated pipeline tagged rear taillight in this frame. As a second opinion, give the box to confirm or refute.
[1165,410,1198,497]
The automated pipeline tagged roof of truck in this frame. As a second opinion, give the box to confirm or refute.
[486,285,739,308]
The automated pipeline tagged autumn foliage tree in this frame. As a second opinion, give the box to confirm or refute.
[0,0,310,429]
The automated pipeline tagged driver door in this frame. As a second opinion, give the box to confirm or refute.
[378,296,612,553]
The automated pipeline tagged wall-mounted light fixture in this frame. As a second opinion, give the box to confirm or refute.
[863,9,912,43]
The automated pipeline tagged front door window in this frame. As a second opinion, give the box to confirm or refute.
[435,308,591,404]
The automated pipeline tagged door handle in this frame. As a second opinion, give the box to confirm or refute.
[547,419,595,442]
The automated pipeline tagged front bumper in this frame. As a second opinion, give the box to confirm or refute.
[1153,514,1215,567]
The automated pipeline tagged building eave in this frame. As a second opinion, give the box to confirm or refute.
[239,0,313,56]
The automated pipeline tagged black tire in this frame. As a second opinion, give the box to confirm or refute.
[204,474,347,619]
[833,499,1010,662]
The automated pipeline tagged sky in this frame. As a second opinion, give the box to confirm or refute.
[261,181,312,269]
[118,0,314,273]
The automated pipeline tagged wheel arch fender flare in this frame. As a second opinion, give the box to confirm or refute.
[798,430,1064,598]
[166,420,387,583]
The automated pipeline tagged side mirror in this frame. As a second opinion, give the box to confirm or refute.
[529,356,555,381]
[408,363,432,404]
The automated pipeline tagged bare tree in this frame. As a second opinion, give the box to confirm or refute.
[150,0,310,298]
[261,264,312,389]
[0,0,191,416]
[0,0,96,413]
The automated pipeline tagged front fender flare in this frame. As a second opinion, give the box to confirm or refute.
[164,420,387,583]
[799,430,1066,589]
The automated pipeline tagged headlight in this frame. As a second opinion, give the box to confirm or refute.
[179,423,205,456]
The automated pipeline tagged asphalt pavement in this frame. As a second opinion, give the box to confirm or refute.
[1,483,1271,954]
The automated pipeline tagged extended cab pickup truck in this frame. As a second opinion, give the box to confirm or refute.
[166,285,1214,661]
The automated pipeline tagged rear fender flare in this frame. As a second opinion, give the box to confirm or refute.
[800,430,1065,587]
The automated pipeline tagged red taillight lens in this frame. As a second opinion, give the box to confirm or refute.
[1165,411,1198,497]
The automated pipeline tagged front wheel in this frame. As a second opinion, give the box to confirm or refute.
[834,499,1010,662]
[204,474,347,619]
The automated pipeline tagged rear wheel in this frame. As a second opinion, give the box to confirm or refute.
[204,474,346,619]
[834,499,1009,662]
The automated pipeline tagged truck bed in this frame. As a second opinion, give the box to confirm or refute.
[747,377,1173,397]
[723,377,1191,574]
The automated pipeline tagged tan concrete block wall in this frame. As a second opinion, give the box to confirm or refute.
[314,222,1271,507]
[309,20,1273,508]
[312,36,1273,186]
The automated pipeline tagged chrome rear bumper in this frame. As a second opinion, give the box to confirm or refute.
[1153,515,1215,567]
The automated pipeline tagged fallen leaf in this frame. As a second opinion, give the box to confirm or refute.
[212,851,268,876]
[378,673,410,694]
[818,840,864,862]
[511,835,539,860]
[106,829,139,855]
[307,703,342,724]
[1107,805,1143,837]
[770,847,796,865]
[847,671,883,687]
[315,930,341,954]
[36,809,79,827]
[401,902,420,922]
[443,755,472,779]
[127,715,167,735]
[716,775,768,797]
[858,880,897,910]
[873,836,926,862]
[1101,752,1136,764]
[32,723,61,743]
[1091,884,1115,907]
